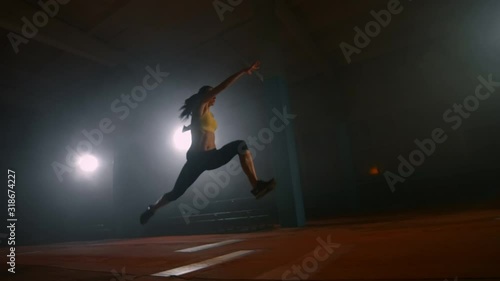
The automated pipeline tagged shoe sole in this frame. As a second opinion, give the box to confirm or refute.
[255,181,277,199]
[140,208,155,225]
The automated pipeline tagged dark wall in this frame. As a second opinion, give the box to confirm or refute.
[289,1,500,218]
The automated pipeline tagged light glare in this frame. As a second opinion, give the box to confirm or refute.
[78,155,98,172]
[173,126,191,151]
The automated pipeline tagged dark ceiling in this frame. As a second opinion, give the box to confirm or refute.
[2,0,482,111]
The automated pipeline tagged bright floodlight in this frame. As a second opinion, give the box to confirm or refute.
[173,126,191,151]
[78,155,98,172]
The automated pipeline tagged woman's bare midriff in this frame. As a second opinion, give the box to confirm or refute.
[189,130,216,152]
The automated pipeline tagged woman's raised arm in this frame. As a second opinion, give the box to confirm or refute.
[201,61,261,102]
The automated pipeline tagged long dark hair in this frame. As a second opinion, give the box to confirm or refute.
[179,85,212,120]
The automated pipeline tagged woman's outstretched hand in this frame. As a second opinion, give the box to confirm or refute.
[245,61,261,75]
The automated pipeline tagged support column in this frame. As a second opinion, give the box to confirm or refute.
[254,0,305,227]
[264,77,305,227]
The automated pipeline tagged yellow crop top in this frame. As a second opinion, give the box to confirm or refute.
[199,110,217,132]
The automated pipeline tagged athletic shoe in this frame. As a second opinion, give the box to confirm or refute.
[140,205,155,225]
[251,179,277,199]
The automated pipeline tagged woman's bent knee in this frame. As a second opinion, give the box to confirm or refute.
[236,140,249,155]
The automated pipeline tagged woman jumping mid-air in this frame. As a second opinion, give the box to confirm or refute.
[140,61,276,225]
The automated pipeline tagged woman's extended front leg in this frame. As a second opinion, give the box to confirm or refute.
[140,161,204,224]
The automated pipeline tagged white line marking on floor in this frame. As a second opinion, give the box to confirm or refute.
[152,250,256,277]
[175,239,243,253]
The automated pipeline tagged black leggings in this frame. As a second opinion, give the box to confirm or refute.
[163,140,249,201]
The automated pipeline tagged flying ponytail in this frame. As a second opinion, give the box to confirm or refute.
[179,85,212,120]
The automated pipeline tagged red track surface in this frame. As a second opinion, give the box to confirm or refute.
[3,208,500,281]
